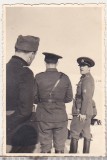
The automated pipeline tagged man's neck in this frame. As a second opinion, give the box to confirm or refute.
[46,63,57,69]
[15,52,28,63]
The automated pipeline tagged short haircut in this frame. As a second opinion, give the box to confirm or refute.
[15,48,36,54]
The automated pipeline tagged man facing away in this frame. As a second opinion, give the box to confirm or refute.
[69,57,95,154]
[34,52,73,153]
[6,35,40,152]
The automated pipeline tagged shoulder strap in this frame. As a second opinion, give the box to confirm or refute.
[49,73,63,97]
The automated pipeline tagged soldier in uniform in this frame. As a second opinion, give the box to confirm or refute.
[69,57,95,153]
[34,52,73,153]
[6,35,40,152]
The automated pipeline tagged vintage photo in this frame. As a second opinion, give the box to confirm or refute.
[3,4,105,156]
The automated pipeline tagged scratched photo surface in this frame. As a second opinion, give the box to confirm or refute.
[3,4,105,156]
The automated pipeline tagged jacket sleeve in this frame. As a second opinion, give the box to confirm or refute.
[81,78,94,115]
[34,75,40,104]
[19,67,34,116]
[64,77,73,103]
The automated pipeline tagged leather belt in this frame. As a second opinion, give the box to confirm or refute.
[40,99,63,103]
[73,115,79,117]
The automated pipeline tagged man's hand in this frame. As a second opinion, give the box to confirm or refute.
[77,114,86,122]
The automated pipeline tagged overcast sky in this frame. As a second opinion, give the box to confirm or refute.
[5,5,104,77]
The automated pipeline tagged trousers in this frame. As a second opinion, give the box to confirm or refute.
[70,116,91,140]
[37,121,68,153]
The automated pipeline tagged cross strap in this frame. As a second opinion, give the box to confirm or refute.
[49,72,63,97]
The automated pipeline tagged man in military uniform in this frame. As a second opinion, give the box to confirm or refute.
[69,57,95,153]
[6,35,40,152]
[34,52,73,153]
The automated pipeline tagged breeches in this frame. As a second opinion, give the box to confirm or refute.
[37,121,68,152]
[70,117,91,140]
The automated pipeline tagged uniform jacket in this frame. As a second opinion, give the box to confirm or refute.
[34,68,73,122]
[6,56,34,144]
[72,72,95,117]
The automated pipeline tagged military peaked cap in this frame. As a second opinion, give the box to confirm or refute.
[15,35,40,52]
[77,57,95,67]
[42,52,63,64]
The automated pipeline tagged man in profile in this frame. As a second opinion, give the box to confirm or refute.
[6,35,40,153]
[34,52,73,153]
[69,57,95,154]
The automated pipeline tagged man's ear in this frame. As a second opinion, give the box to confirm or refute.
[28,52,33,58]
[88,67,90,71]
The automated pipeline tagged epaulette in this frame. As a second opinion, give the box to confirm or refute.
[59,72,66,76]
[35,72,44,77]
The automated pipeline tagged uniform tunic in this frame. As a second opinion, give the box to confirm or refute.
[34,68,73,152]
[71,72,95,140]
[6,56,35,145]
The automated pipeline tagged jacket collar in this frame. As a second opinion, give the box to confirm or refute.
[81,72,91,79]
[12,55,29,66]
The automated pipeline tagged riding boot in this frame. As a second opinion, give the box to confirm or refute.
[83,138,90,153]
[69,138,78,153]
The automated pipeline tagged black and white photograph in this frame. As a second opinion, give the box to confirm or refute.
[3,4,105,156]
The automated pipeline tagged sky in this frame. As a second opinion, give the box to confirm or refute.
[5,5,104,77]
